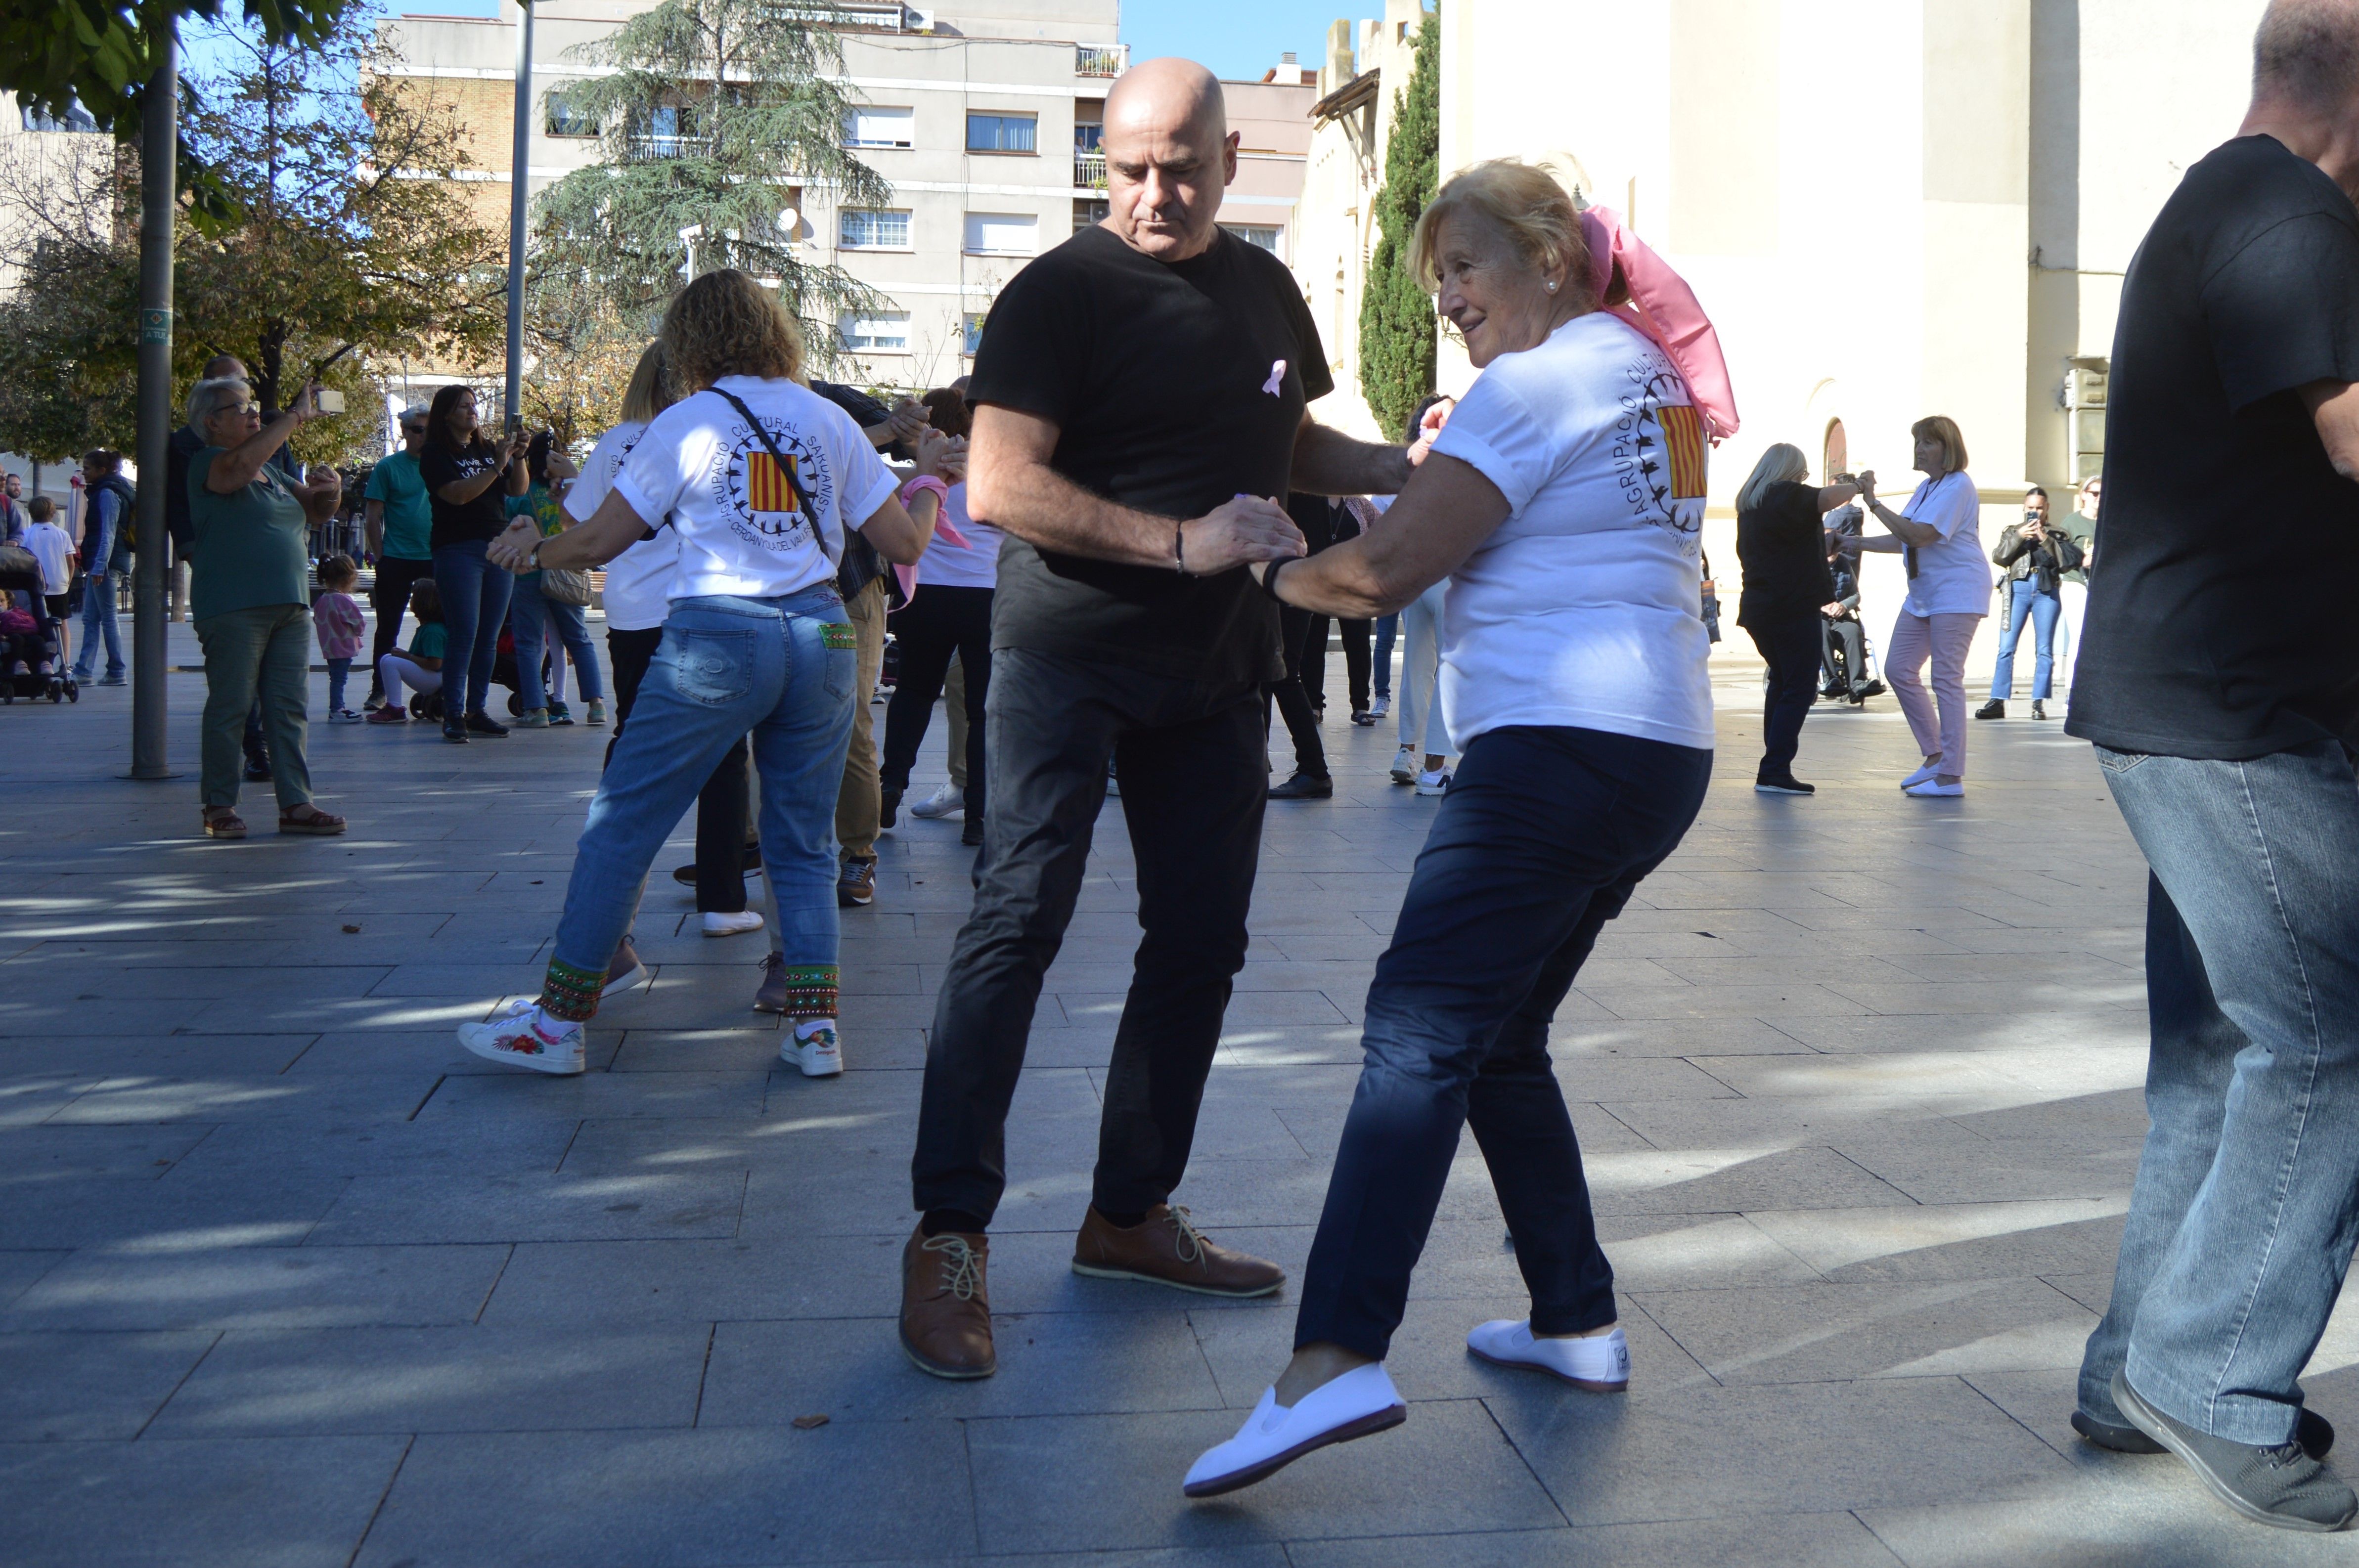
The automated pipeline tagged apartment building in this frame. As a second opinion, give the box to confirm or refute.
[377,1,1313,394]
[0,90,121,507]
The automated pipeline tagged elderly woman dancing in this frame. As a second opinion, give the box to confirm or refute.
[455,269,950,1075]
[1182,160,1736,1496]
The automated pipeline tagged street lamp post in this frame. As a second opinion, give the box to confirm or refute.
[503,0,534,430]
[129,30,178,780]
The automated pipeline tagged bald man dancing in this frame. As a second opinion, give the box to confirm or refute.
[899,58,1415,1379]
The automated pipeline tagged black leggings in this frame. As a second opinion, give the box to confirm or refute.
[1302,613,1372,713]
[366,556,435,700]
[880,584,993,820]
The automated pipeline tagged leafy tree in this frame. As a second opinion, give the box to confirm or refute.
[532,0,890,366]
[1357,7,1439,439]
[520,285,646,451]
[0,5,504,464]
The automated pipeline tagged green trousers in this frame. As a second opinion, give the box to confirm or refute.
[196,602,313,811]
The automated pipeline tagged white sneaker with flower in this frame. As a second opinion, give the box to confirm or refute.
[782,1018,844,1077]
[457,1001,586,1075]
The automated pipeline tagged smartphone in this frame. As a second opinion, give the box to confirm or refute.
[312,389,346,415]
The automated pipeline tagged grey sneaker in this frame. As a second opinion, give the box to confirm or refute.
[2114,1372,2357,1532]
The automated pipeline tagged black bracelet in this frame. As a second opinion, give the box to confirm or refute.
[1173,524,1187,574]
[1256,557,1289,603]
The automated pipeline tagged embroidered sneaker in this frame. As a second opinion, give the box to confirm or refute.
[457,1000,585,1075]
[782,1018,845,1077]
[1465,1319,1630,1391]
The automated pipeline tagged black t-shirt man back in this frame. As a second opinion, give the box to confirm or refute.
[969,224,1333,685]
[2068,134,2359,757]
[901,56,1411,1387]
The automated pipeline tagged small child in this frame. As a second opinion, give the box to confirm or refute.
[313,553,366,722]
[19,498,75,674]
[369,577,446,724]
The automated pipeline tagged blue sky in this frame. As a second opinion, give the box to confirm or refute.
[377,1,1364,82]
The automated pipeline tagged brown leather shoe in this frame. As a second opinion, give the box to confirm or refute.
[1071,1204,1285,1298]
[899,1225,995,1379]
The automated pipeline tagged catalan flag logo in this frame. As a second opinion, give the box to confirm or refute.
[746,450,800,514]
[1658,403,1708,501]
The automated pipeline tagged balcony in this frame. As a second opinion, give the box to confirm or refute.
[1076,45,1127,78]
[1073,152,1107,190]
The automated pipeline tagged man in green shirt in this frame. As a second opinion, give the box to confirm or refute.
[362,408,434,709]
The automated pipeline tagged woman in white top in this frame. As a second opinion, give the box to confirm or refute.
[1184,160,1722,1496]
[456,270,951,1078]
[878,387,999,848]
[1854,417,1984,796]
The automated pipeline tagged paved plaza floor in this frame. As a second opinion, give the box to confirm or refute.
[4,627,2358,1567]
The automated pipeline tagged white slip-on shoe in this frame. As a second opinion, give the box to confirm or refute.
[1905,780,1965,797]
[1182,1363,1407,1498]
[910,782,966,819]
[1900,763,1940,789]
[457,1001,586,1075]
[702,909,765,939]
[782,1019,845,1078]
[1466,1319,1630,1391]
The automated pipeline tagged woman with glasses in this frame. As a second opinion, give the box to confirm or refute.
[421,385,530,743]
[183,376,349,839]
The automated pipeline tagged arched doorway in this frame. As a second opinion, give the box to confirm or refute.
[1822,418,1849,483]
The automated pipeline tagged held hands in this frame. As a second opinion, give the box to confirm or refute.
[1854,469,1877,507]
[887,401,931,445]
[1180,494,1302,577]
[1405,398,1453,467]
[488,517,541,571]
[910,427,962,481]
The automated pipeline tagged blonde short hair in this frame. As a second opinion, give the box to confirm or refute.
[1409,159,1596,311]
[620,342,675,424]
[1736,443,1810,514]
[661,270,805,392]
[1912,415,1969,475]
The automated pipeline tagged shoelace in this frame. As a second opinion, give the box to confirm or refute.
[1167,1206,1208,1265]
[922,1234,984,1301]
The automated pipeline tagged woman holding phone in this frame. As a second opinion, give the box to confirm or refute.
[421,385,530,744]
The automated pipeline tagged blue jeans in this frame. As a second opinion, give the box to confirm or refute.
[508,572,605,710]
[1989,577,2060,699]
[1373,612,1397,699]
[73,572,123,678]
[1292,724,1714,1359]
[540,591,854,1019]
[2078,740,2359,1446]
[432,540,513,719]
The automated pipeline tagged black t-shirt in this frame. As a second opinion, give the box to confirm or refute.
[1735,480,1835,628]
[2067,135,2359,758]
[420,437,512,549]
[967,224,1333,685]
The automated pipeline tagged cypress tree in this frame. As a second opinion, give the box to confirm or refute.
[1358,9,1440,439]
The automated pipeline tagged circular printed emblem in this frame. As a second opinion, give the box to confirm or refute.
[714,419,834,550]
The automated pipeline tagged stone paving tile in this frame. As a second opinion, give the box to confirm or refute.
[146,1324,712,1436]
[0,1434,410,1568]
[352,1424,976,1567]
[305,1170,748,1245]
[0,1329,218,1438]
[1284,1515,1905,1568]
[3,1243,511,1330]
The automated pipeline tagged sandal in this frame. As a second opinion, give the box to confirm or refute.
[202,808,247,840]
[278,804,348,836]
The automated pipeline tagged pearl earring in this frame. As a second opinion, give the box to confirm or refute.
[1546,281,1558,292]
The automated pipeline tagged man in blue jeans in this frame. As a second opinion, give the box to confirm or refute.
[2064,4,2359,1532]
[72,449,133,685]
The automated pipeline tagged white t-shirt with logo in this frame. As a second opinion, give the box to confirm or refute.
[1427,311,1716,752]
[1892,470,1987,618]
[566,419,674,633]
[916,483,1001,590]
[22,521,73,594]
[614,377,899,604]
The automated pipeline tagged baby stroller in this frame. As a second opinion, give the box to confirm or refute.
[0,548,76,705]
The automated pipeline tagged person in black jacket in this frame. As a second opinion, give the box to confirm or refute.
[1733,443,1863,793]
[1977,485,2083,720]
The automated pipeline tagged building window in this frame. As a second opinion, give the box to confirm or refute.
[963,212,1037,257]
[545,87,597,138]
[632,103,694,158]
[20,97,101,133]
[843,106,914,149]
[1222,223,1283,255]
[1073,197,1109,236]
[839,209,911,250]
[966,112,1036,154]
[963,313,987,357]
[839,311,911,353]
